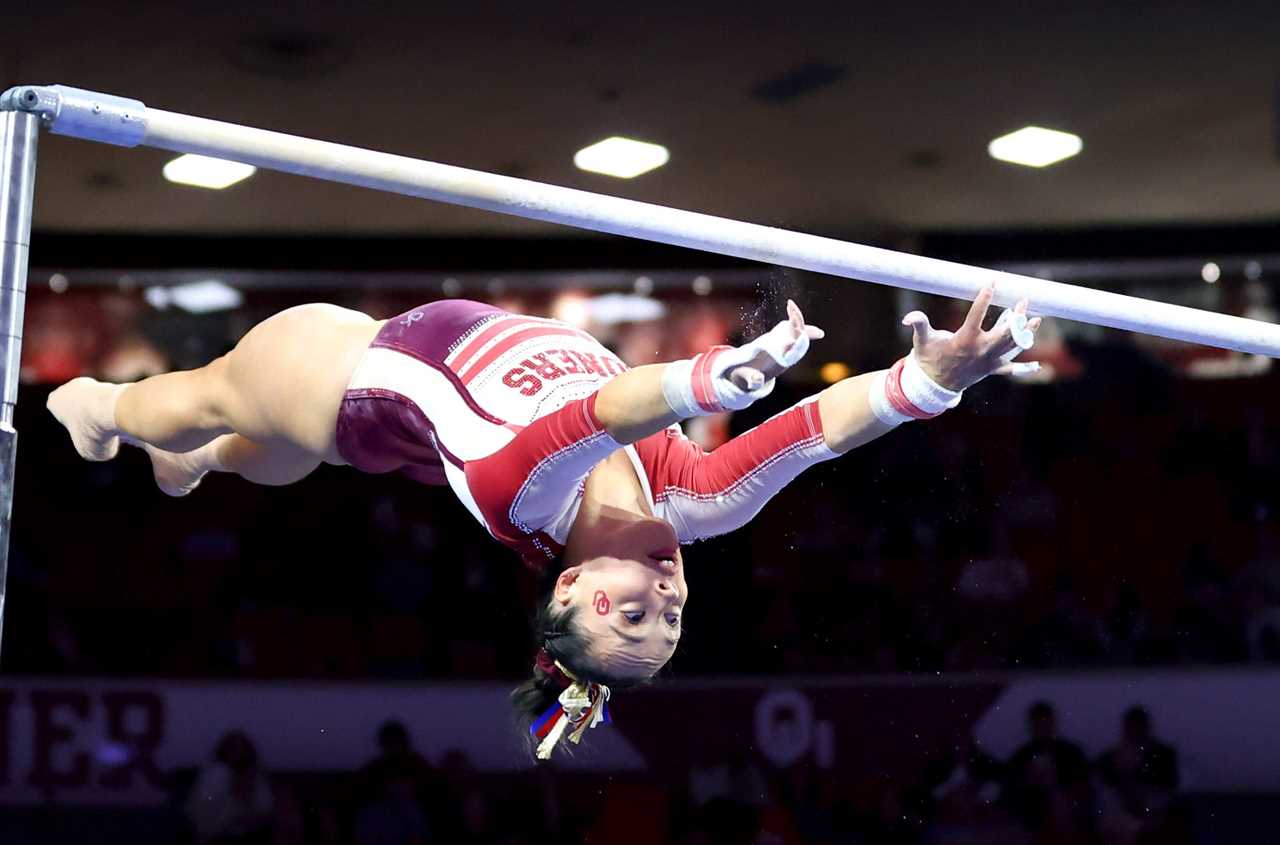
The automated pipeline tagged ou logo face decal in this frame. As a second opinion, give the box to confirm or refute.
[593,590,612,615]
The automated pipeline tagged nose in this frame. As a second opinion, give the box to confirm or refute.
[656,580,672,594]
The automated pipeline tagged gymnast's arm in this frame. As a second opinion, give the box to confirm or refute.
[816,373,896,453]
[595,312,954,463]
[596,285,1034,447]
[646,284,1043,542]
[594,300,822,444]
[634,373,908,543]
[819,283,1041,453]
[592,364,682,444]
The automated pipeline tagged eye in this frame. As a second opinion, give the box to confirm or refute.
[665,613,680,628]
[623,611,645,625]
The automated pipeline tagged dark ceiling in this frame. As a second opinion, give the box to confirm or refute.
[9,0,1280,240]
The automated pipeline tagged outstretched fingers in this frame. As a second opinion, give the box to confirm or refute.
[786,299,826,340]
[985,298,1030,358]
[994,361,1042,377]
[902,310,938,349]
[987,303,1044,371]
[961,283,996,335]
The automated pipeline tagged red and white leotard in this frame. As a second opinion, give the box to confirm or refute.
[335,300,837,569]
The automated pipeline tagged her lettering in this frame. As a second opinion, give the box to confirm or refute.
[501,369,542,396]
[499,348,627,397]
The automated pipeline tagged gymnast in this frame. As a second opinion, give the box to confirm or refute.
[47,284,1039,758]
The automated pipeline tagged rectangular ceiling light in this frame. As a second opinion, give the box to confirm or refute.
[574,137,670,178]
[988,126,1083,168]
[163,154,257,189]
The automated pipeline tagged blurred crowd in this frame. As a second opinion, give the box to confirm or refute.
[137,698,1183,845]
[673,699,1188,845]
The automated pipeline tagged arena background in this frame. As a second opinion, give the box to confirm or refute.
[6,2,1280,843]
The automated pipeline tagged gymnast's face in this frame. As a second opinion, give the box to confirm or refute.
[555,517,687,679]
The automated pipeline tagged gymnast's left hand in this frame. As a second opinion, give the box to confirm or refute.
[901,283,1043,391]
[729,300,826,389]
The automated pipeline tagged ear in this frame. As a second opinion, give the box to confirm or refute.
[553,565,583,605]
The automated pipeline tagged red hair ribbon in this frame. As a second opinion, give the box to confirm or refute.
[535,647,574,689]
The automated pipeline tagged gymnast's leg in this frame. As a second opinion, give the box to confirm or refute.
[47,303,382,494]
[141,433,322,496]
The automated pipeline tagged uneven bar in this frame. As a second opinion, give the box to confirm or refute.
[7,83,1280,357]
[0,110,39,652]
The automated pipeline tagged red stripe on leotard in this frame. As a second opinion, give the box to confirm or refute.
[460,326,597,385]
[449,317,545,374]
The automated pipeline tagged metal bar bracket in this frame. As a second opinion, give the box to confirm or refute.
[1,84,145,147]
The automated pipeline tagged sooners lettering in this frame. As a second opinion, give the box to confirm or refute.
[501,369,543,396]
[571,351,607,377]
[525,353,566,380]
[499,348,626,396]
[557,350,583,375]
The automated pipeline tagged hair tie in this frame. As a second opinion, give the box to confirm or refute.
[535,647,575,689]
[530,648,611,760]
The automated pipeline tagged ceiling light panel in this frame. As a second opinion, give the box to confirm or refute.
[574,137,669,178]
[163,154,257,189]
[988,126,1082,168]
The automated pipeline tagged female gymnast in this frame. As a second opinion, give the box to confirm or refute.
[47,284,1039,758]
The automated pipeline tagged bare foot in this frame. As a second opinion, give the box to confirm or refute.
[46,378,129,461]
[143,443,210,497]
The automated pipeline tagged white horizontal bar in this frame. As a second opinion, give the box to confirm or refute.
[16,85,1280,356]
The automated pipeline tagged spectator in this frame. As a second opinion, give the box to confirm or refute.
[1236,524,1280,663]
[1173,545,1244,664]
[1096,706,1180,843]
[184,730,274,845]
[1100,583,1150,666]
[857,781,925,845]
[1005,701,1091,836]
[358,720,434,803]
[353,756,432,845]
[1020,577,1105,667]
[954,525,1028,605]
[924,731,1005,825]
[678,747,767,844]
[688,750,770,811]
[428,748,504,844]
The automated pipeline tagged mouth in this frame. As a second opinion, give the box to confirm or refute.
[648,551,679,572]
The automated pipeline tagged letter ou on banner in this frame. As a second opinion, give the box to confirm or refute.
[752,689,835,769]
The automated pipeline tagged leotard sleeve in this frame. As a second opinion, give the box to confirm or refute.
[464,393,622,564]
[634,398,838,543]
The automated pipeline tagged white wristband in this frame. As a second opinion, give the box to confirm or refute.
[660,350,775,418]
[661,345,782,419]
[661,315,816,419]
[661,357,704,418]
[869,354,963,427]
[868,370,912,426]
[901,353,963,415]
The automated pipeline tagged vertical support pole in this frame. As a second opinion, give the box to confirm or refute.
[0,111,38,655]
